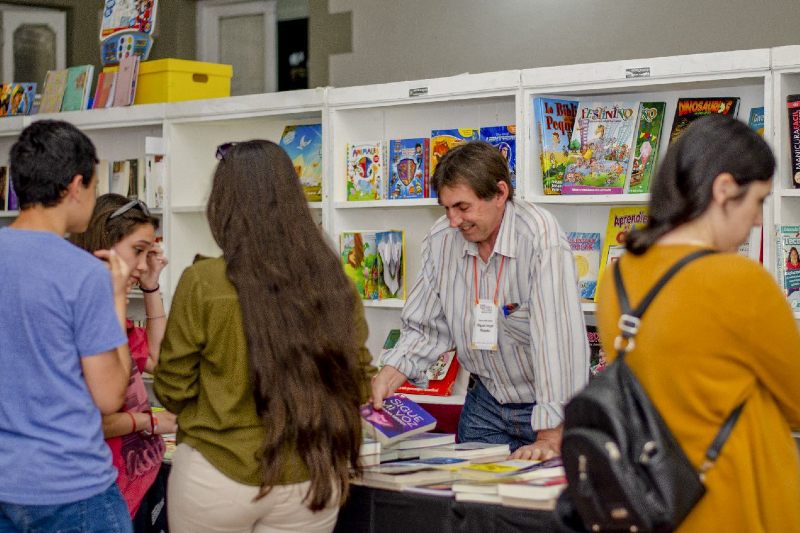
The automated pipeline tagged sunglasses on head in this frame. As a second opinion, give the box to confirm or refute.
[109,198,151,220]
[215,142,237,161]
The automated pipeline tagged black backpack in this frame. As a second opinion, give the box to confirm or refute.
[556,249,745,532]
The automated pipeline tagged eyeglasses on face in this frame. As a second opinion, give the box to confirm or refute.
[215,142,237,161]
[109,198,151,220]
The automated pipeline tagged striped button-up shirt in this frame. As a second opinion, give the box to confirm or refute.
[382,200,589,430]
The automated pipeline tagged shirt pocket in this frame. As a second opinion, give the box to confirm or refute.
[499,303,531,345]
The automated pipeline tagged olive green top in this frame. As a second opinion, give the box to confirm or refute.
[154,256,375,486]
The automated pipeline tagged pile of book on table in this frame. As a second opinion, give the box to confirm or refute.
[355,395,566,510]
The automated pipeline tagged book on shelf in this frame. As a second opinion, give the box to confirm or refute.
[430,128,479,196]
[92,71,117,109]
[562,101,638,195]
[595,205,649,301]
[566,231,601,302]
[586,325,607,377]
[480,125,517,190]
[533,96,579,195]
[628,101,666,194]
[418,442,511,463]
[747,106,765,136]
[0,166,7,210]
[112,55,140,107]
[61,65,94,112]
[340,230,405,300]
[776,225,800,311]
[96,159,111,197]
[380,329,460,396]
[280,124,322,202]
[668,97,740,145]
[787,95,800,188]
[39,69,69,114]
[360,395,437,447]
[6,83,37,116]
[110,159,142,199]
[387,137,429,199]
[346,141,384,201]
[737,227,762,262]
[144,136,166,208]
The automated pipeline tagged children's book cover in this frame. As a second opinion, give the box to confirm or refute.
[101,0,158,38]
[480,125,517,190]
[346,142,383,201]
[39,69,69,114]
[280,124,322,202]
[340,231,380,299]
[562,102,638,195]
[0,85,12,118]
[360,395,437,446]
[376,230,405,299]
[430,128,478,196]
[586,325,606,377]
[387,138,429,200]
[747,106,765,136]
[533,97,579,195]
[668,97,740,144]
[628,102,666,194]
[776,225,800,310]
[61,65,94,112]
[395,350,460,397]
[566,232,601,301]
[595,206,649,301]
[6,83,36,116]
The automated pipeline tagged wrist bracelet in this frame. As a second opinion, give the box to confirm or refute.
[125,411,136,434]
[151,412,158,434]
[146,314,166,320]
[140,284,160,293]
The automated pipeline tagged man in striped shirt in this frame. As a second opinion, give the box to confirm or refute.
[373,141,589,460]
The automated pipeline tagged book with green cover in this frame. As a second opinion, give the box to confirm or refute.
[628,102,666,194]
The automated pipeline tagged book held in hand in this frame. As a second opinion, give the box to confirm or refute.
[360,395,437,446]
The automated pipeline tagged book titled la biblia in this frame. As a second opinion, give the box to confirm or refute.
[360,395,437,446]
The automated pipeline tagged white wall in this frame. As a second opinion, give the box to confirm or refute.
[324,0,800,87]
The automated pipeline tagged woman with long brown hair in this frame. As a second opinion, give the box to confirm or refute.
[154,140,373,532]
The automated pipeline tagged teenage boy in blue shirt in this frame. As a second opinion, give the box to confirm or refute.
[0,120,134,532]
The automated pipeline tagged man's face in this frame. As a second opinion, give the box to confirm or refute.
[438,181,507,245]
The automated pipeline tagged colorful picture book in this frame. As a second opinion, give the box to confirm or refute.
[480,125,517,190]
[628,102,666,194]
[92,71,117,109]
[340,230,405,300]
[39,69,69,114]
[566,232,601,301]
[562,102,638,194]
[586,325,606,377]
[387,137,429,199]
[776,225,800,310]
[595,206,649,301]
[533,97,579,195]
[787,95,800,189]
[380,329,461,396]
[0,83,37,116]
[360,395,437,446]
[668,97,740,144]
[346,142,383,201]
[280,124,323,202]
[748,106,765,136]
[61,65,95,112]
[430,128,479,194]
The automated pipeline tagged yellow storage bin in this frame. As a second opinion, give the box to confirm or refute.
[104,58,233,104]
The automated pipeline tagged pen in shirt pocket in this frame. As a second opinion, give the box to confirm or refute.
[502,303,520,317]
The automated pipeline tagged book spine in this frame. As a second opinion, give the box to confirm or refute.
[788,96,800,188]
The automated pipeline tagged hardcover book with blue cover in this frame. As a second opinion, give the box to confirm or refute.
[480,125,517,190]
[387,138,429,199]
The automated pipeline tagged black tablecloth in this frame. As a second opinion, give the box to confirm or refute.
[334,484,560,533]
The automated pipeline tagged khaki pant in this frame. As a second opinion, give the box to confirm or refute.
[167,444,339,533]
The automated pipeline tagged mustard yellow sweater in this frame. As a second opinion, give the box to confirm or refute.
[597,245,800,532]
[154,256,374,486]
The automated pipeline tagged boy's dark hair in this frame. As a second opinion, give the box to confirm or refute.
[9,120,98,209]
[431,140,514,201]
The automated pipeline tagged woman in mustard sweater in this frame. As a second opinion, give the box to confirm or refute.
[596,114,800,532]
[155,140,373,533]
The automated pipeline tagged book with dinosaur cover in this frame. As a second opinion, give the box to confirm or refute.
[669,97,740,144]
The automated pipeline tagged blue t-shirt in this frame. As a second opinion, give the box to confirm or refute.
[0,228,127,505]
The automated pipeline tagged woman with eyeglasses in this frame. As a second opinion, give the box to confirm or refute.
[70,193,177,527]
[154,140,374,533]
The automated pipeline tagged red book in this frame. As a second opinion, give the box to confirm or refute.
[395,349,460,396]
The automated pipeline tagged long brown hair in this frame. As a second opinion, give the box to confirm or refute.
[207,140,365,510]
[69,193,159,251]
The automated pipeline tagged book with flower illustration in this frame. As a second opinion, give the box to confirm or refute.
[533,97,579,195]
[595,206,650,301]
[360,395,437,446]
[280,124,322,202]
[628,102,666,194]
[669,97,740,144]
[430,128,479,196]
[566,232,601,301]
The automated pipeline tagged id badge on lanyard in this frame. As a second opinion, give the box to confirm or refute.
[469,255,505,352]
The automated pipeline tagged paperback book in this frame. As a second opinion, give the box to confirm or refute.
[480,125,517,190]
[628,102,666,194]
[776,225,800,310]
[346,141,383,201]
[595,206,650,301]
[93,71,117,109]
[562,101,638,194]
[340,230,405,300]
[430,128,479,195]
[387,137,429,200]
[748,106,765,136]
[669,97,740,144]
[586,325,606,377]
[566,232,601,301]
[280,124,323,202]
[0,166,7,210]
[533,97,579,195]
[5,83,36,116]
[61,65,94,112]
[787,95,800,188]
[381,329,460,396]
[39,69,69,114]
[360,395,437,447]
[110,159,141,199]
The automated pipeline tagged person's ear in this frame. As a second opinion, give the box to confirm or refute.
[711,172,738,205]
[496,180,509,204]
[64,175,85,201]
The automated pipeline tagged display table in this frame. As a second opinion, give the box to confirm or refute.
[334,484,559,533]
